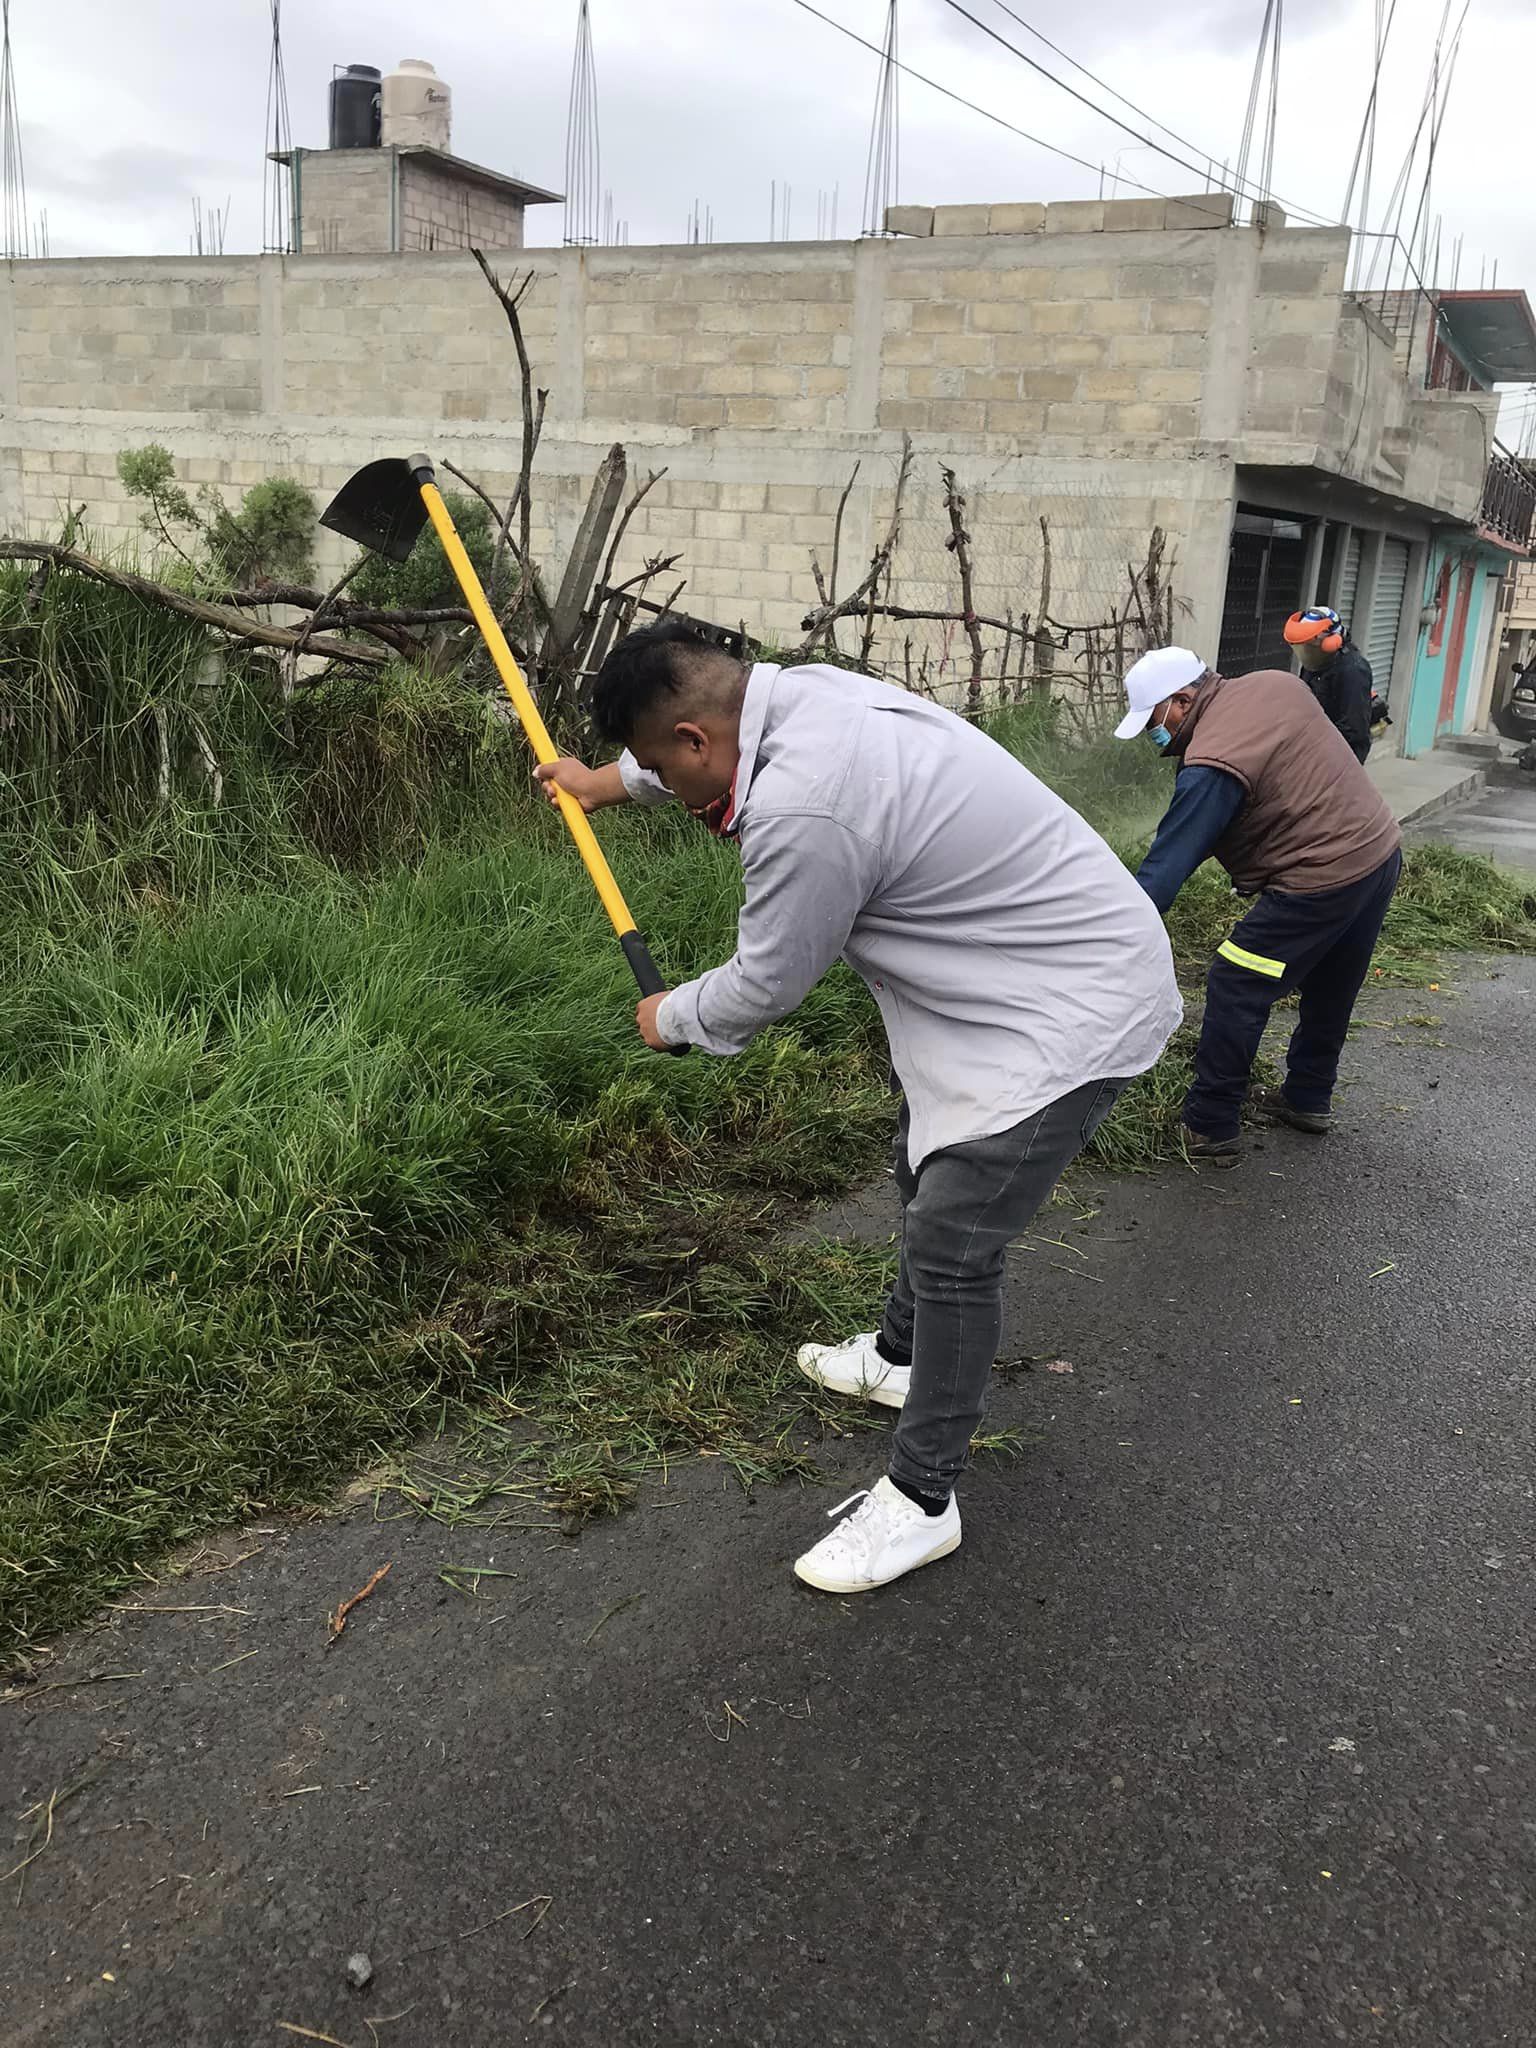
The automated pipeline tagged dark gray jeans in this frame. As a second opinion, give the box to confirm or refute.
[882,1077,1128,1501]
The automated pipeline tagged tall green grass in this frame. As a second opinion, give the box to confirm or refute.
[3,572,1534,1650]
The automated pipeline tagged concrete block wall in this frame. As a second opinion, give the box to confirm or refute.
[398,157,526,254]
[0,217,1438,661]
[293,151,394,257]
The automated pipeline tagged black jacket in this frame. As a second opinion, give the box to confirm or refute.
[1304,642,1374,763]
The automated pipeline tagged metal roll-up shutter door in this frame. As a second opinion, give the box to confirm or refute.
[1332,531,1362,640]
[1365,538,1409,690]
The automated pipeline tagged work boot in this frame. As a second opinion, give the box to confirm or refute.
[793,1477,961,1594]
[797,1332,910,1410]
[1181,1123,1241,1168]
[1247,1083,1331,1135]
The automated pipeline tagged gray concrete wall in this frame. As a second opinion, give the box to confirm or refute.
[0,217,1490,666]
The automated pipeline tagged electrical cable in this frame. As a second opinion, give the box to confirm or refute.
[937,0,1336,227]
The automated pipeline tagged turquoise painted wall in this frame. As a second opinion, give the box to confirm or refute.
[1402,541,1497,757]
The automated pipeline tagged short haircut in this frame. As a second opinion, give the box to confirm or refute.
[590,620,744,747]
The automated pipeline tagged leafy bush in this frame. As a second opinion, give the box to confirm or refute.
[347,490,512,613]
[116,443,315,586]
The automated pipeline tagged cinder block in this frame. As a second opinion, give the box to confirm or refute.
[878,398,931,432]
[988,204,1046,235]
[1115,403,1172,435]
[1032,300,1086,333]
[1148,299,1212,332]
[1045,201,1105,235]
[1049,337,1108,368]
[1256,260,1329,297]
[911,300,966,332]
[969,302,1025,333]
[1078,370,1140,402]
[985,401,1046,435]
[992,266,1054,299]
[1164,192,1234,229]
[719,481,769,513]
[933,205,992,238]
[1102,199,1168,233]
[961,371,1027,402]
[1113,333,1174,369]
[1025,371,1079,402]
[1096,299,1149,333]
[1138,370,1202,402]
[927,400,986,433]
[1045,401,1107,434]
[725,397,777,427]
[885,205,935,237]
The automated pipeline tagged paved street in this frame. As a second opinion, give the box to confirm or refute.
[1407,762,1536,873]
[4,952,1534,2048]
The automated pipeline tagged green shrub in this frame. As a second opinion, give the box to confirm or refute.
[347,491,512,613]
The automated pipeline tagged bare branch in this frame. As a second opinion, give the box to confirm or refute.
[940,465,987,715]
[791,434,911,662]
[0,542,386,665]
[470,247,539,569]
[599,468,668,597]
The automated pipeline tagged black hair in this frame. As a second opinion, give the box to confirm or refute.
[589,619,744,747]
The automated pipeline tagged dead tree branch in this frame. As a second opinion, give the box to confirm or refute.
[0,542,386,666]
[470,248,542,582]
[940,465,987,714]
[791,434,912,662]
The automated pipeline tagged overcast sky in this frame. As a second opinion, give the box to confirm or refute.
[14,0,1536,436]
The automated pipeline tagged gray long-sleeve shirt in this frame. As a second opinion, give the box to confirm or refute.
[624,663,1182,1170]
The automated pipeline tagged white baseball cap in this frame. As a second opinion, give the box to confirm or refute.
[1113,646,1209,740]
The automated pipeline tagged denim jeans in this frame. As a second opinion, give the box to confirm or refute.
[880,1077,1128,1502]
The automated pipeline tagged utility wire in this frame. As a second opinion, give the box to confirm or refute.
[936,0,1335,227]
[985,0,1231,171]
[789,0,1194,204]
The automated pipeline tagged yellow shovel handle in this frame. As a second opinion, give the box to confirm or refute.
[417,478,640,941]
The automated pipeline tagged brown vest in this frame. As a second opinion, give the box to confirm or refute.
[1179,670,1401,896]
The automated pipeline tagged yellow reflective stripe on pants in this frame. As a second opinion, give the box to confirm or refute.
[1217,937,1287,980]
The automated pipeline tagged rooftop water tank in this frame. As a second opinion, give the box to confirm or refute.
[329,64,381,150]
[381,59,452,152]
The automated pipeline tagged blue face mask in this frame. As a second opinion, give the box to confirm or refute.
[1148,723,1173,750]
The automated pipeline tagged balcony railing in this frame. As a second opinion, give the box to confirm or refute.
[1479,445,1536,552]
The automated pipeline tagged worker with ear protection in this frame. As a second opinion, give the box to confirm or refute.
[1114,646,1401,1166]
[1284,606,1376,762]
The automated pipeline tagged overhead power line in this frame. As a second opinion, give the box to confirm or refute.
[935,0,1334,228]
[985,0,1230,174]
[787,0,1229,221]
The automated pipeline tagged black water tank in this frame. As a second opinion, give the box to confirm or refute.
[329,64,381,149]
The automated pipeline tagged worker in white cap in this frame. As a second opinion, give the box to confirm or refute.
[1116,647,1402,1164]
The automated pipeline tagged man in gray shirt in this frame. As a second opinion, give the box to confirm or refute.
[540,623,1182,1595]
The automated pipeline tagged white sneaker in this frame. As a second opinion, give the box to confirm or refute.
[793,1476,961,1594]
[797,1332,910,1410]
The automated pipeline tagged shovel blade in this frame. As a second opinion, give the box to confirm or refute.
[320,457,430,563]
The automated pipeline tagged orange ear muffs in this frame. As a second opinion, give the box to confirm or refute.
[1284,609,1344,656]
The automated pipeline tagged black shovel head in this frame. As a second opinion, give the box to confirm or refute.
[320,455,434,563]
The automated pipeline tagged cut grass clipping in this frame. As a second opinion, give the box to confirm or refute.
[3,581,1535,1644]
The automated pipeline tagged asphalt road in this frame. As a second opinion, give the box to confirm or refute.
[4,961,1534,2048]
[1407,762,1536,873]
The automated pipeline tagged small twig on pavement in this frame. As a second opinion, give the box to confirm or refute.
[530,1985,576,2022]
[277,2026,353,2048]
[327,1564,392,1644]
[584,1593,644,1644]
[460,1893,554,1944]
[3,1670,143,1702]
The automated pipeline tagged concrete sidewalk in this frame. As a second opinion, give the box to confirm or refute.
[1367,744,1490,826]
